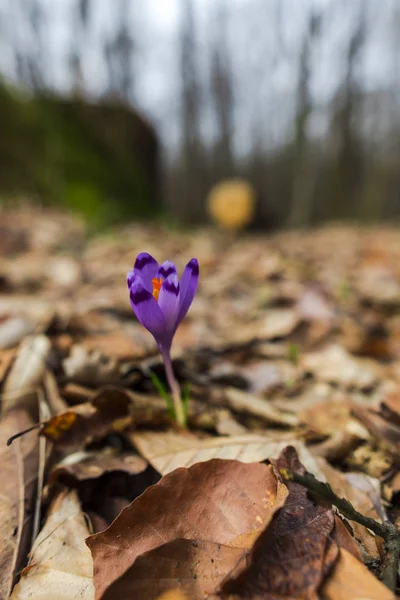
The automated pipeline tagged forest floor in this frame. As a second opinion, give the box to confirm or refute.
[1,205,400,599]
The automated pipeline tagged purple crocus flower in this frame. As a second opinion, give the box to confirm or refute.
[127,252,199,426]
[127,252,199,352]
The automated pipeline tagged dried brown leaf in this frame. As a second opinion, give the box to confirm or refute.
[234,308,300,343]
[299,397,369,461]
[302,344,378,389]
[82,330,147,360]
[131,431,325,477]
[49,451,148,487]
[87,459,288,599]
[0,409,39,599]
[63,346,120,387]
[352,404,400,453]
[2,335,51,417]
[43,370,68,415]
[0,348,15,383]
[0,317,35,350]
[321,548,395,600]
[10,490,94,600]
[220,447,338,600]
[317,458,381,559]
[40,386,132,449]
[221,387,298,426]
[213,409,248,435]
[102,539,244,600]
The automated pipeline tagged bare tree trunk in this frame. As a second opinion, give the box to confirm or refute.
[287,12,320,228]
[327,0,366,222]
[210,0,235,180]
[177,0,206,222]
[103,0,135,104]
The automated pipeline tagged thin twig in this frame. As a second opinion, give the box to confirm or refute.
[280,468,400,592]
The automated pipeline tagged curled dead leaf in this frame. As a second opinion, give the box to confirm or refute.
[40,386,131,449]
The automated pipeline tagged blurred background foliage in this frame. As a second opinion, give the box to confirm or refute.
[0,0,400,229]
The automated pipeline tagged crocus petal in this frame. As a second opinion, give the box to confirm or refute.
[127,269,135,288]
[158,273,180,331]
[130,279,166,339]
[157,260,177,281]
[127,271,147,292]
[177,258,199,324]
[133,252,159,292]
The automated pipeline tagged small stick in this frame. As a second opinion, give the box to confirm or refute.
[7,422,41,446]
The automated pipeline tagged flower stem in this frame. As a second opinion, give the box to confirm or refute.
[161,349,185,427]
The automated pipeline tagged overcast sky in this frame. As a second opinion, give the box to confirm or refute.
[1,0,398,154]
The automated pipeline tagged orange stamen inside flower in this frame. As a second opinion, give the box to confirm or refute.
[152,277,163,301]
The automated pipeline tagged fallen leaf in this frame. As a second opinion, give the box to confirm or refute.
[220,387,298,426]
[48,450,155,529]
[317,458,381,559]
[351,404,400,453]
[320,548,395,600]
[82,331,147,360]
[0,409,39,599]
[356,261,400,307]
[87,459,288,599]
[49,451,148,486]
[40,386,132,449]
[296,288,335,322]
[108,518,360,600]
[347,442,392,479]
[43,370,68,415]
[381,392,400,425]
[299,397,369,462]
[302,344,378,389]
[213,409,248,435]
[102,539,245,600]
[10,490,94,600]
[235,308,300,343]
[299,397,366,438]
[131,431,325,477]
[242,361,283,394]
[310,428,363,463]
[0,317,34,349]
[345,471,387,521]
[0,348,15,383]
[61,383,95,405]
[2,335,51,417]
[46,256,82,289]
[220,447,339,599]
[331,515,361,560]
[63,346,120,387]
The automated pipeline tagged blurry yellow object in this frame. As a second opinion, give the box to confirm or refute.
[156,590,189,600]
[207,179,255,231]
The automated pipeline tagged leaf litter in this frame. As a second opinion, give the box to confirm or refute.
[0,208,400,598]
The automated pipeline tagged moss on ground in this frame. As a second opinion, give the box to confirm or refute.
[0,83,159,227]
